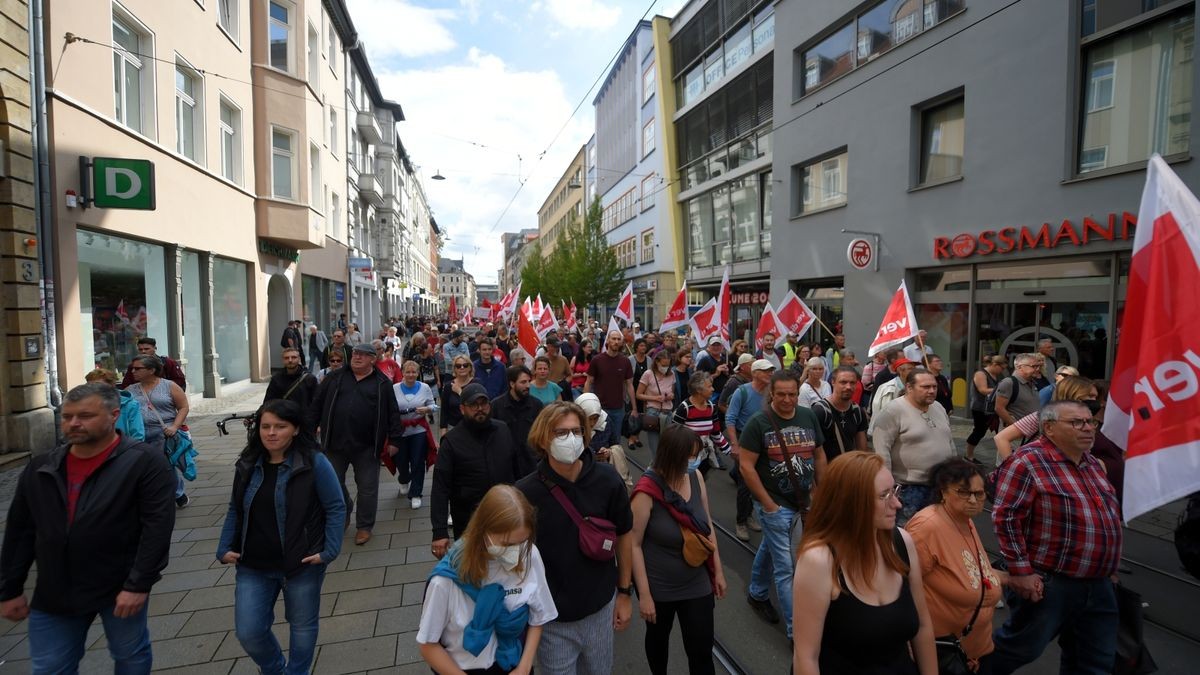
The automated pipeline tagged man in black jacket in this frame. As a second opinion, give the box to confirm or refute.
[429,383,525,559]
[309,343,406,545]
[264,348,317,420]
[489,365,542,475]
[0,382,175,672]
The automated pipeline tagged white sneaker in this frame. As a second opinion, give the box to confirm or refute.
[398,481,410,496]
[411,497,422,509]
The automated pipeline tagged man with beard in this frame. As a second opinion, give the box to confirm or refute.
[472,339,507,400]
[428,384,523,559]
[489,365,543,475]
[262,349,318,423]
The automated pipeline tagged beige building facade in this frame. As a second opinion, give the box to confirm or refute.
[536,145,586,258]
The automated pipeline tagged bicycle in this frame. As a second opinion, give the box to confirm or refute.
[215,411,258,443]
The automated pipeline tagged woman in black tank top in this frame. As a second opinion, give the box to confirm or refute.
[791,452,937,675]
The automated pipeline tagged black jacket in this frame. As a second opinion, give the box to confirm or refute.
[489,392,543,476]
[265,368,318,419]
[309,366,406,455]
[0,434,176,616]
[431,419,524,540]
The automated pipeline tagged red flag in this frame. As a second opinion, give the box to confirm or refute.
[116,299,129,321]
[1105,155,1200,522]
[660,282,689,332]
[536,303,558,341]
[776,290,817,340]
[716,267,731,346]
[562,301,578,334]
[689,298,721,345]
[521,296,533,322]
[614,281,634,323]
[447,296,457,320]
[533,294,544,321]
[517,307,540,356]
[867,281,918,357]
[755,302,787,351]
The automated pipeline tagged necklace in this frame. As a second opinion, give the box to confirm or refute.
[939,505,992,590]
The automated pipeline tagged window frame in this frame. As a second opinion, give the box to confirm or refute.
[111,8,155,138]
[791,147,848,218]
[309,142,322,212]
[306,20,320,91]
[641,173,657,212]
[218,95,242,184]
[326,13,339,74]
[643,117,656,157]
[642,62,656,104]
[641,228,655,263]
[267,0,295,74]
[217,0,239,43]
[174,56,204,164]
[913,90,965,188]
[270,125,299,201]
[329,106,338,156]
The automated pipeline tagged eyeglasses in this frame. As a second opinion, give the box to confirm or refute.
[553,427,583,439]
[454,363,471,369]
[879,484,904,501]
[130,366,151,371]
[953,488,987,501]
[1060,418,1101,431]
[919,412,939,428]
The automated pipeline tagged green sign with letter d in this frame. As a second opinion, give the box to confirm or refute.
[92,157,156,210]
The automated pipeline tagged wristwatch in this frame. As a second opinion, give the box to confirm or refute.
[617,585,633,596]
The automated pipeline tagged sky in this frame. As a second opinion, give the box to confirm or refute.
[346,0,687,286]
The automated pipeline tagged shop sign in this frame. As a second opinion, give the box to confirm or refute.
[89,157,156,210]
[258,239,299,262]
[348,257,373,269]
[730,291,770,305]
[847,238,874,270]
[933,212,1136,260]
[633,279,658,292]
[335,285,345,302]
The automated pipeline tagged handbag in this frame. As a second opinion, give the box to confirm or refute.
[681,525,715,567]
[137,383,197,481]
[540,474,617,562]
[765,414,815,501]
[1114,584,1158,675]
[933,541,988,675]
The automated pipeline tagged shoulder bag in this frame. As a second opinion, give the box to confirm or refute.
[137,384,199,481]
[765,413,815,500]
[933,534,987,675]
[282,372,310,401]
[642,374,667,432]
[539,473,617,562]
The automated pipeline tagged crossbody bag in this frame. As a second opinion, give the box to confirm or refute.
[539,473,617,562]
[933,540,988,675]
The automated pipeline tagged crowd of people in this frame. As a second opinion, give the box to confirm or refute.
[0,313,1131,675]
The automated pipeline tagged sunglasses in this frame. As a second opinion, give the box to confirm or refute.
[454,363,471,369]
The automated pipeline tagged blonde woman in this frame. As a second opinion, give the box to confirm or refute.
[798,357,831,408]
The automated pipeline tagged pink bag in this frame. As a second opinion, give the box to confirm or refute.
[541,474,617,562]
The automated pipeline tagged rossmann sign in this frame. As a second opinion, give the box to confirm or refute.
[932,212,1136,260]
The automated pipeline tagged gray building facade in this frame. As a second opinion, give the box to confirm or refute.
[772,0,1194,402]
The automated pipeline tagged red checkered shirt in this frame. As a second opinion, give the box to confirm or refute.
[991,437,1122,579]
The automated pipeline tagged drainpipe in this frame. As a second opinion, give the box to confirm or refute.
[29,0,61,414]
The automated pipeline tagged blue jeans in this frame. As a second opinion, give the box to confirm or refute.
[235,564,327,675]
[748,503,802,639]
[29,602,152,674]
[597,408,625,449]
[897,484,934,527]
[991,574,1118,675]
[395,433,428,499]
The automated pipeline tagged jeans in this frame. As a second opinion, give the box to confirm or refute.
[234,564,327,675]
[594,408,625,449]
[748,503,802,638]
[144,428,186,499]
[991,574,1118,675]
[327,448,381,530]
[29,602,152,674]
[395,433,428,499]
[644,594,715,675]
[897,484,934,527]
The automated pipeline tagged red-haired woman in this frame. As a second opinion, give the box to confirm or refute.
[791,451,937,675]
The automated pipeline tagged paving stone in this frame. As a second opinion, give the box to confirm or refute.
[341,533,393,551]
[172,528,194,543]
[167,553,223,574]
[0,633,25,660]
[400,583,426,607]
[322,568,386,593]
[183,526,226,542]
[385,531,434,548]
[346,548,408,570]
[175,514,226,530]
[177,606,236,637]
[146,612,193,640]
[211,625,289,662]
[149,590,189,616]
[215,566,238,586]
[315,611,379,645]
[366,519,410,535]
[383,564,431,587]
[392,630,422,665]
[407,517,433,533]
[374,605,423,636]
[184,539,223,557]
[156,568,227,593]
[154,659,237,675]
[3,636,28,661]
[147,631,226,669]
[333,586,406,615]
[175,584,236,612]
[228,657,261,674]
[386,662,433,675]
[404,546,435,565]
[313,634,398,674]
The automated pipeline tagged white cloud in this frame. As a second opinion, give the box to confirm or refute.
[347,0,458,59]
[544,0,622,30]
[376,49,592,284]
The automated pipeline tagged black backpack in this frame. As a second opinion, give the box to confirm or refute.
[1175,491,1200,580]
[985,375,1020,415]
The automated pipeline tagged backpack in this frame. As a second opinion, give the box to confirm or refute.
[1175,491,1200,580]
[985,375,1020,415]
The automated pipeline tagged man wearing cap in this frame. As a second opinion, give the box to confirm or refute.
[869,357,917,424]
[310,343,407,545]
[725,358,775,541]
[429,383,524,559]
[779,332,802,369]
[585,330,637,449]
[441,330,469,376]
[719,353,755,415]
[695,336,731,398]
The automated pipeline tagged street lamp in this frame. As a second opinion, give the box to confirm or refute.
[432,170,446,181]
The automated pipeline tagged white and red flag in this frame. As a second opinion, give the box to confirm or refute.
[1105,155,1200,522]
[660,282,689,333]
[521,296,533,322]
[689,298,722,346]
[614,281,634,324]
[533,294,544,321]
[716,268,732,347]
[461,307,473,325]
[536,302,558,341]
[867,281,919,357]
[776,290,817,340]
[516,306,540,357]
[755,302,787,351]
[562,301,579,334]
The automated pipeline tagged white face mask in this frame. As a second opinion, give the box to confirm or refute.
[657,365,669,374]
[486,538,523,571]
[550,432,585,463]
[591,410,608,433]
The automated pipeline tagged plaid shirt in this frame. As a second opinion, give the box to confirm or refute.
[992,437,1122,578]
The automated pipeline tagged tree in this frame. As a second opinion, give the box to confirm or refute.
[519,197,624,313]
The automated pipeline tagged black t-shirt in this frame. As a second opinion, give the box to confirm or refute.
[630,355,650,412]
[695,351,729,394]
[516,454,633,621]
[810,400,868,462]
[240,462,284,571]
[337,372,380,453]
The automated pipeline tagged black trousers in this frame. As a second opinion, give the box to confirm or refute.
[967,409,994,446]
[644,593,715,675]
[728,460,753,525]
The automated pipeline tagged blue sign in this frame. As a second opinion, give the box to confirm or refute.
[348,257,372,268]
[335,284,345,302]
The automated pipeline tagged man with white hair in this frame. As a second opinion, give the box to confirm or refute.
[994,353,1043,427]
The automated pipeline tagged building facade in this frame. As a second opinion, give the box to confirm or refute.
[475,283,500,306]
[668,0,777,340]
[772,0,1186,402]
[500,228,539,295]
[536,145,586,258]
[438,257,476,313]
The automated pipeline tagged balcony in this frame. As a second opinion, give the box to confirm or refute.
[256,198,323,249]
[357,111,383,146]
[358,172,384,207]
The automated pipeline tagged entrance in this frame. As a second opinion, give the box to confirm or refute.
[267,274,291,369]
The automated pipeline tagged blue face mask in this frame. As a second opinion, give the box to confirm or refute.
[687,457,703,473]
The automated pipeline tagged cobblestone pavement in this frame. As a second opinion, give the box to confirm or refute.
[0,384,1183,672]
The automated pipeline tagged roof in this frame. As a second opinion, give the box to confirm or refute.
[324,0,405,119]
[593,20,652,106]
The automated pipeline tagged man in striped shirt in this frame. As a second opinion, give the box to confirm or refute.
[990,400,1122,675]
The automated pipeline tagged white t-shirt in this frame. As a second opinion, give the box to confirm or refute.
[416,545,558,671]
[799,381,831,408]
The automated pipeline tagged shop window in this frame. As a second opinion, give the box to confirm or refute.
[1077,10,1192,174]
[112,10,154,137]
[918,96,965,185]
[181,251,204,380]
[175,59,203,163]
[219,97,242,184]
[218,0,239,42]
[268,0,294,73]
[793,150,847,215]
[213,258,251,383]
[271,126,297,200]
[78,231,168,375]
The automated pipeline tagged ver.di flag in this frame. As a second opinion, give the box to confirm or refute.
[536,302,558,341]
[614,281,634,324]
[1104,155,1200,522]
[689,298,722,346]
[660,282,689,332]
[776,290,817,340]
[755,302,786,351]
[867,281,919,357]
[516,306,540,357]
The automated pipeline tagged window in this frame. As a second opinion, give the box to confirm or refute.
[919,96,964,185]
[218,0,239,41]
[643,118,656,156]
[643,63,655,104]
[613,237,637,268]
[803,23,854,93]
[307,22,320,88]
[310,143,321,210]
[641,174,657,211]
[725,22,752,74]
[753,7,775,52]
[175,60,203,162]
[329,108,338,155]
[326,16,338,71]
[794,150,848,215]
[271,127,297,199]
[268,1,293,72]
[1082,0,1176,37]
[641,229,655,263]
[331,192,341,239]
[112,13,151,135]
[1078,10,1192,173]
[219,97,241,183]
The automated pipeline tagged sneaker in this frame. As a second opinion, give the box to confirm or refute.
[747,514,762,532]
[735,523,751,542]
[411,497,422,509]
[175,494,190,509]
[747,595,780,624]
[398,481,410,496]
